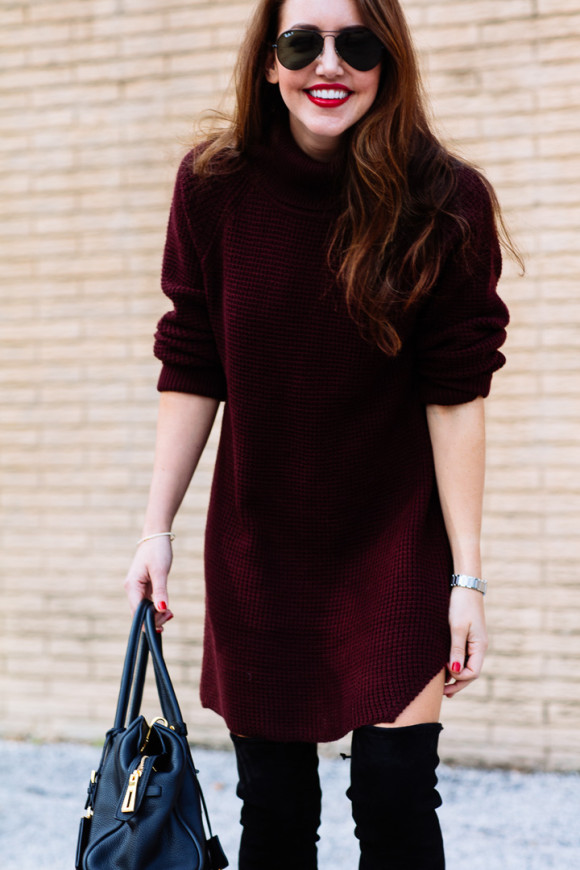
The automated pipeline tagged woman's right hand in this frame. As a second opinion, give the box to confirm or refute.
[123,537,175,631]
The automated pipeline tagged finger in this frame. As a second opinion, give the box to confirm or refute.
[444,666,478,695]
[448,627,468,678]
[464,645,485,680]
[444,651,485,697]
[123,571,152,615]
[149,569,174,625]
[444,677,474,697]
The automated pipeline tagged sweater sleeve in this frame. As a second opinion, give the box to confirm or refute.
[154,154,227,400]
[414,171,509,406]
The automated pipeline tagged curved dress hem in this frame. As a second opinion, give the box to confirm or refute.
[200,652,450,744]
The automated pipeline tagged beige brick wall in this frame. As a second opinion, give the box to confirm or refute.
[1,1,578,770]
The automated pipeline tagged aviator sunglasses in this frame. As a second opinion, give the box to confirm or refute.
[272,27,384,72]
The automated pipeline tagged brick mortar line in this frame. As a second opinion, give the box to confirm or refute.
[0,42,239,71]
[22,2,241,27]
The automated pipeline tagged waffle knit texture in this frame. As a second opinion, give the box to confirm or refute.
[154,123,509,743]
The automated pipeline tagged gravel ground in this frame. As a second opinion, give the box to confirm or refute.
[1,739,579,869]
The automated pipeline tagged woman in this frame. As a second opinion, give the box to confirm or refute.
[124,1,514,867]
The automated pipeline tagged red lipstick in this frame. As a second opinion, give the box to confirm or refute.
[304,83,353,108]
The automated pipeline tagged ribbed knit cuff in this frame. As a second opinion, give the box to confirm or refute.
[419,372,493,405]
[157,363,227,401]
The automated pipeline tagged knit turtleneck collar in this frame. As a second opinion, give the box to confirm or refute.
[249,119,345,212]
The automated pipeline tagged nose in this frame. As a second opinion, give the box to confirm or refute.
[315,34,344,76]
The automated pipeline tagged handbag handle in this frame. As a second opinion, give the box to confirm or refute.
[113,600,185,733]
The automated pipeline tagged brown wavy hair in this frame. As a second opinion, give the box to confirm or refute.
[195,0,521,355]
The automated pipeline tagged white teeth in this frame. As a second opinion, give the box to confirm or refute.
[309,88,350,100]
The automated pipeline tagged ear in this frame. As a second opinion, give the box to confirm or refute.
[265,49,279,84]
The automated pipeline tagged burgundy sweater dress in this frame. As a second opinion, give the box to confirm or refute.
[154,125,509,743]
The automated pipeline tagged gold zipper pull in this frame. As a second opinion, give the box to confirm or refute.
[121,756,149,814]
[140,717,169,752]
[121,772,139,813]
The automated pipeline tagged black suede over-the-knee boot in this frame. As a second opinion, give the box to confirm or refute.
[230,733,322,870]
[348,722,445,870]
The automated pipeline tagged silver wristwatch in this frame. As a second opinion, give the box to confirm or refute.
[450,574,487,595]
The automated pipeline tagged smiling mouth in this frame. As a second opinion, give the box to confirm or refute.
[305,86,353,107]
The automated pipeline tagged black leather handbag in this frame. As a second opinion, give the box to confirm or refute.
[76,599,228,870]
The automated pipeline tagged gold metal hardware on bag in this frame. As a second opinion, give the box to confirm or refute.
[121,756,149,813]
[139,717,169,752]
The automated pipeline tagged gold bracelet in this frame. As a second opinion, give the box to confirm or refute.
[136,532,175,546]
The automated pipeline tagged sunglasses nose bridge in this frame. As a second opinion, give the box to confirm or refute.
[316,33,343,68]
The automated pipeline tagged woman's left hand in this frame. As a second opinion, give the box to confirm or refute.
[444,586,488,697]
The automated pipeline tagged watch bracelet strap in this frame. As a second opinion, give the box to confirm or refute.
[451,573,487,595]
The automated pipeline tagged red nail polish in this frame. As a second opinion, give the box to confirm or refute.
[158,601,167,612]
[451,662,461,674]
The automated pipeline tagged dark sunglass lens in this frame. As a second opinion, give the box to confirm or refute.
[336,29,383,71]
[276,30,323,70]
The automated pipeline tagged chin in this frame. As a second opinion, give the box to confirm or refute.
[304,116,353,139]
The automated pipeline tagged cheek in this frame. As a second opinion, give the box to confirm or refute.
[277,69,305,103]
